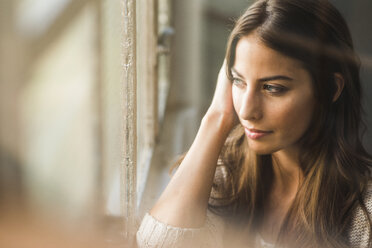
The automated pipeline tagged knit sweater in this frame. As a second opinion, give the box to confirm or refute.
[136,182,372,248]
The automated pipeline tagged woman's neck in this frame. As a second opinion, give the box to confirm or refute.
[271,149,303,197]
[258,149,303,243]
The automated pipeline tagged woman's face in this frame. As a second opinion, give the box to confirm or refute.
[232,34,316,156]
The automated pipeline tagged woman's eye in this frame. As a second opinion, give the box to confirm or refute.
[263,84,286,94]
[232,78,245,87]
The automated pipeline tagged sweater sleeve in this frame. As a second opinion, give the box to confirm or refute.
[136,210,225,248]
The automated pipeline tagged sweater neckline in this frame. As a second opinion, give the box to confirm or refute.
[257,233,275,248]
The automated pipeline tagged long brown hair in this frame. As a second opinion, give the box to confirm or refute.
[204,0,372,247]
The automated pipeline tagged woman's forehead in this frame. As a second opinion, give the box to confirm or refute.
[233,35,308,78]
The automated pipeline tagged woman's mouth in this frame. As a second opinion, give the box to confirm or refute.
[244,128,273,140]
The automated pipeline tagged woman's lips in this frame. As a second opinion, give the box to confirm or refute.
[244,128,273,139]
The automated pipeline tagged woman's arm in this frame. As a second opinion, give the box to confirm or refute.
[149,62,237,228]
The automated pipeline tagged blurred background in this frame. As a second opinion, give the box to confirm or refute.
[0,0,371,247]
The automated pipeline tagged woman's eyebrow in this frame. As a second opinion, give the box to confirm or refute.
[258,75,294,82]
[231,68,293,82]
[231,68,244,78]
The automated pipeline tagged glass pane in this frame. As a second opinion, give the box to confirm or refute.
[157,0,173,123]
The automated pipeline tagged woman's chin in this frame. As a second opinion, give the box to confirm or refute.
[247,142,278,155]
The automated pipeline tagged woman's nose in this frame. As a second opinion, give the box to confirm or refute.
[239,89,263,121]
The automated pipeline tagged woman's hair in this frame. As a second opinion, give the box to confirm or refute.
[206,0,372,247]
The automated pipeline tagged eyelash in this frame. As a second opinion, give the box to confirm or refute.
[263,84,287,94]
[232,78,244,87]
[232,78,287,95]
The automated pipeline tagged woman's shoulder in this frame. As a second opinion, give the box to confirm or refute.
[360,180,372,214]
[364,181,372,210]
[348,180,372,247]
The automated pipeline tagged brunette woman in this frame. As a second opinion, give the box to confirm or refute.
[137,0,372,247]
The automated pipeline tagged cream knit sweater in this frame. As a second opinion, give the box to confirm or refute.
[137,183,372,248]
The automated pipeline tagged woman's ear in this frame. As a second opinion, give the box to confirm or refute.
[333,73,345,102]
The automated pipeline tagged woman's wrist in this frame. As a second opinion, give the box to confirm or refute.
[202,111,236,137]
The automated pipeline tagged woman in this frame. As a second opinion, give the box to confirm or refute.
[137,0,372,247]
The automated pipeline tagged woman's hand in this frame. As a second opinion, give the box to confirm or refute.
[205,60,239,131]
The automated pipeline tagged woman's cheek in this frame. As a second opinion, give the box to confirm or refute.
[276,99,314,139]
